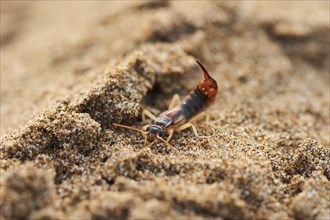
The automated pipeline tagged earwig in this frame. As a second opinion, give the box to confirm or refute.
[113,60,218,147]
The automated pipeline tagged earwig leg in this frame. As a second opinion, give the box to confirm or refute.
[142,109,158,122]
[168,94,181,110]
[176,122,209,138]
[156,135,179,154]
[166,129,174,142]
[144,136,148,146]
[147,140,157,147]
[189,111,210,124]
[142,124,150,131]
[177,123,199,137]
[190,112,205,123]
[205,110,210,124]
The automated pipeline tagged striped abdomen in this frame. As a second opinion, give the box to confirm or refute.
[180,88,210,120]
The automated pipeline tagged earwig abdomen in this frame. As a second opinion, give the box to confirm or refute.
[178,60,218,121]
[180,88,208,120]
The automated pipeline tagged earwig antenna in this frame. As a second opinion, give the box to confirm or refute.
[156,135,173,148]
[196,60,211,80]
[113,123,147,135]
[157,135,179,154]
[147,140,157,147]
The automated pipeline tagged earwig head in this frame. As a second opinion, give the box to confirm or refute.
[196,60,218,99]
[146,125,164,142]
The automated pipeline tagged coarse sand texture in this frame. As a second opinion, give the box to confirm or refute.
[1,1,329,219]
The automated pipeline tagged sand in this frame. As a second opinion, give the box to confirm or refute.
[1,1,329,219]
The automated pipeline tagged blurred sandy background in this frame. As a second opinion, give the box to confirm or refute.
[1,1,329,219]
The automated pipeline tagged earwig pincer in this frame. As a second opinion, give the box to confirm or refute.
[113,60,218,147]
